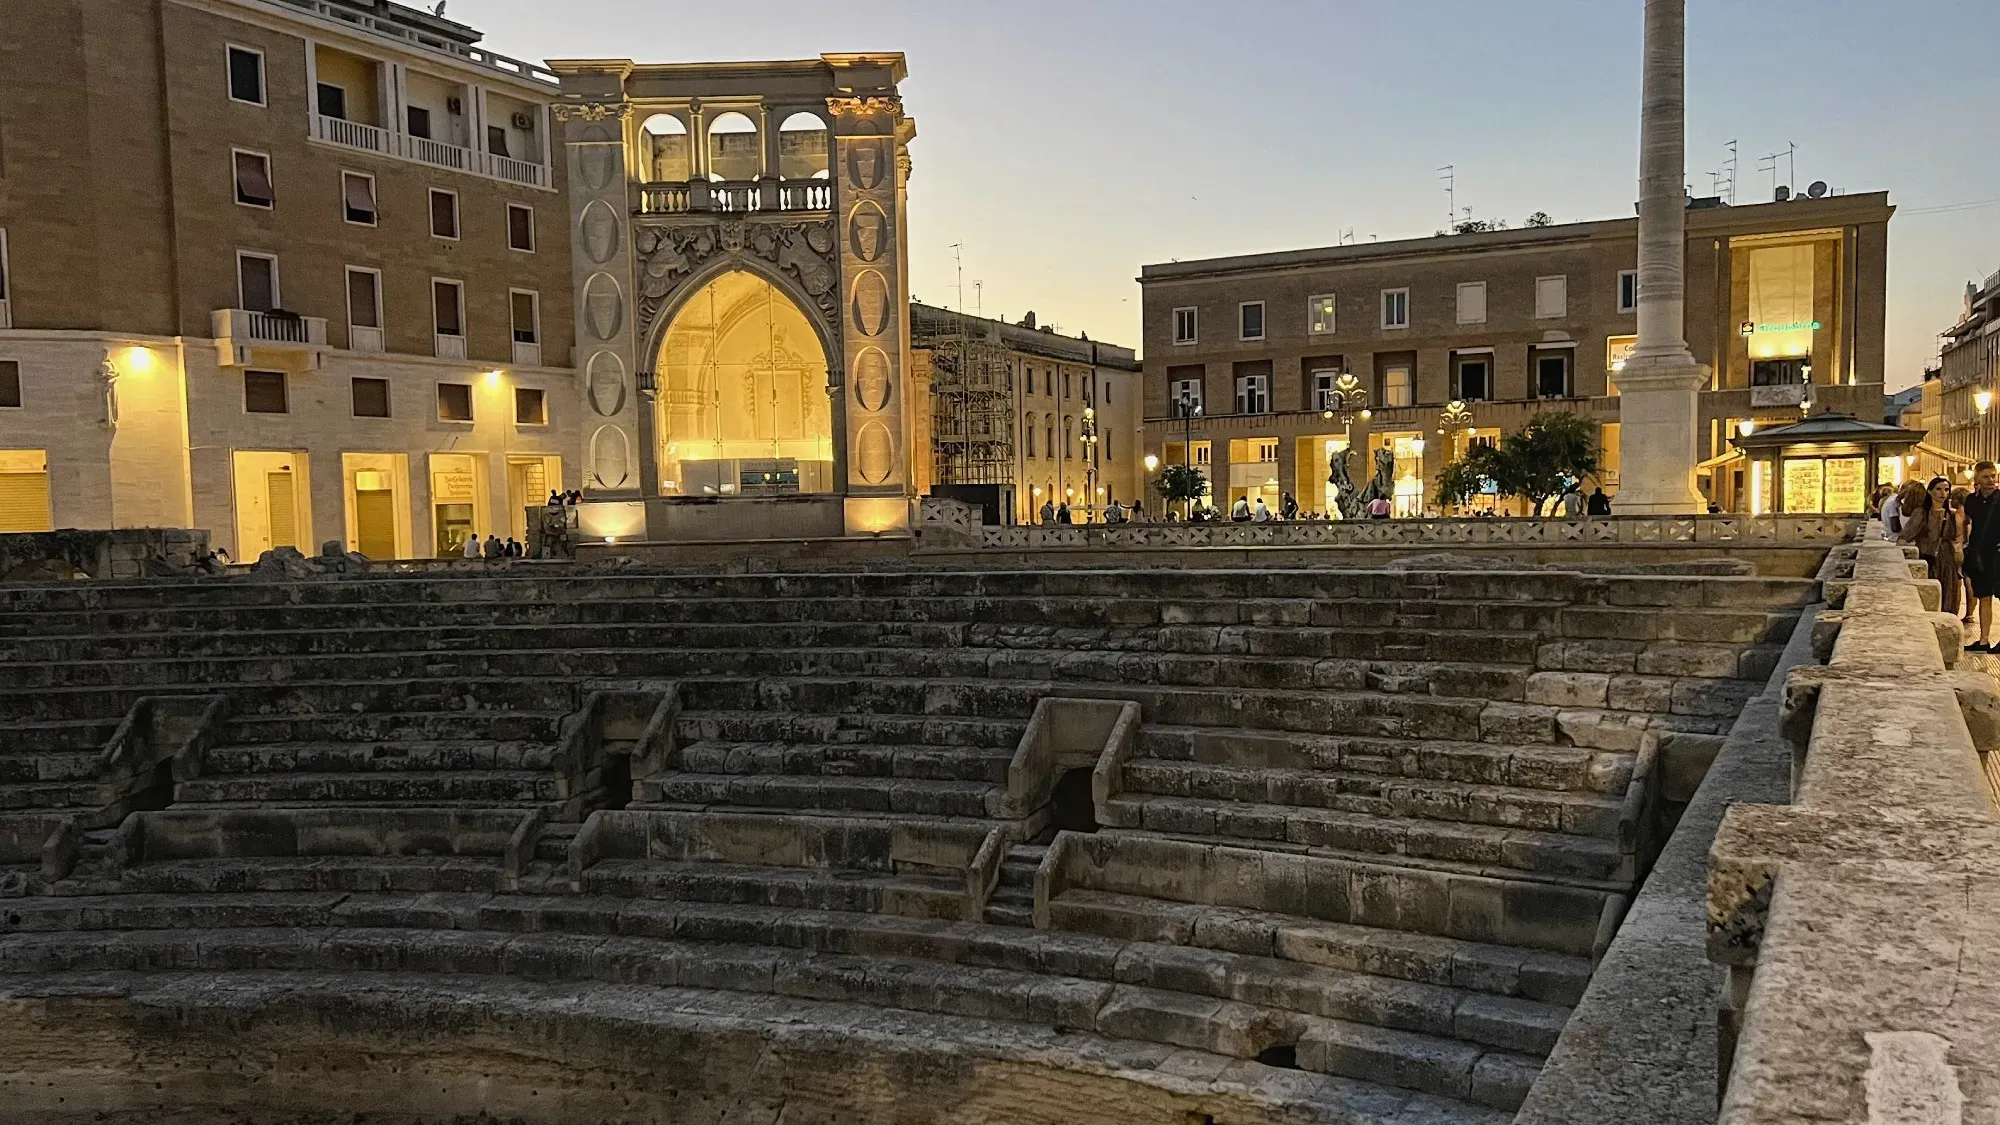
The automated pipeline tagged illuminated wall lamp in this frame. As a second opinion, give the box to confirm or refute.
[1976,390,1993,416]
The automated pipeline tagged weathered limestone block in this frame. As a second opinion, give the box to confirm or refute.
[1606,674,1676,713]
[1536,640,1644,674]
[1525,672,1611,708]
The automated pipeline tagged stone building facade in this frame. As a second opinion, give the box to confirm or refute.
[1936,270,2000,472]
[1138,194,1892,516]
[0,0,576,558]
[910,304,1142,523]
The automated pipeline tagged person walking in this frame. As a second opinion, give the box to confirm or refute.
[1559,484,1585,520]
[1056,502,1072,525]
[1230,496,1252,522]
[1279,492,1299,521]
[1586,487,1612,516]
[1957,487,1978,622]
[1962,462,2000,651]
[1900,476,1962,619]
[461,532,482,560]
[1881,480,1917,540]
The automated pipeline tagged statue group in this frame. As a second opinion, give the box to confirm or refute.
[1327,447,1397,520]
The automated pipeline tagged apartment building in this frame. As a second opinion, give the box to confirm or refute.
[0,0,574,557]
[1139,193,1892,516]
[910,305,1142,523]
[1935,271,2000,471]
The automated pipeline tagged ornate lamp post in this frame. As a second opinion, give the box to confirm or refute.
[1318,372,1372,438]
[1080,406,1100,522]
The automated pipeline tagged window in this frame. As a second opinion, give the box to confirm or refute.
[1172,307,1197,345]
[1309,294,1336,335]
[1170,376,1203,413]
[510,290,539,344]
[1235,373,1270,414]
[1456,281,1487,325]
[1045,421,1054,460]
[1313,369,1339,410]
[342,172,376,225]
[1535,275,1568,319]
[236,251,278,312]
[0,228,10,329]
[1383,366,1413,408]
[515,387,546,425]
[316,83,347,120]
[1536,353,1572,398]
[407,105,433,140]
[1752,357,1809,387]
[487,125,510,158]
[436,382,473,422]
[1618,270,1639,314]
[233,149,273,208]
[432,280,464,337]
[1381,289,1409,330]
[0,361,21,408]
[1239,301,1265,341]
[1455,357,1491,402]
[1063,372,1072,399]
[429,189,459,239]
[243,370,288,414]
[1104,428,1113,461]
[226,45,265,106]
[507,204,536,252]
[1063,416,1074,459]
[345,266,381,329]
[1024,415,1035,458]
[351,377,390,418]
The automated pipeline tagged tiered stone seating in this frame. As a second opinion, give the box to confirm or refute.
[0,563,1814,1123]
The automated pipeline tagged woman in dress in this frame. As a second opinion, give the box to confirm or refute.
[1901,476,1962,618]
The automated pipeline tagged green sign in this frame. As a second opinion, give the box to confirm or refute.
[1755,320,1822,333]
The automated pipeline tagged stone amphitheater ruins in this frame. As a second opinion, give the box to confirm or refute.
[14,515,1968,1124]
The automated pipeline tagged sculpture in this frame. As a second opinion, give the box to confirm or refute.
[1358,448,1397,509]
[1327,447,1362,521]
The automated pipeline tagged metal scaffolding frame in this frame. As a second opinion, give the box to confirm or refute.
[923,310,1016,487]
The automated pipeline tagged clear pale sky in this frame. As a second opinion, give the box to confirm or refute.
[468,0,2000,391]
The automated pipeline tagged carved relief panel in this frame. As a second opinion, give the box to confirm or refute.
[557,102,641,494]
[829,96,910,495]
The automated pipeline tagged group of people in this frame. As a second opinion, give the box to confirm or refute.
[462,533,526,560]
[1878,463,2000,650]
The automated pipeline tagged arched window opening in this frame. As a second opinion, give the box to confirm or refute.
[655,270,833,497]
[640,113,688,183]
[777,111,829,180]
[1024,413,1036,458]
[707,111,759,181]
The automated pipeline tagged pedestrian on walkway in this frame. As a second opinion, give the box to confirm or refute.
[1056,503,1072,525]
[1230,496,1252,522]
[1587,487,1612,516]
[1957,487,1977,622]
[1280,492,1299,521]
[461,533,482,560]
[1883,480,1921,540]
[1366,496,1392,520]
[1900,476,1962,618]
[1040,498,1055,526]
[1961,462,2000,651]
[1252,497,1273,522]
[482,534,504,560]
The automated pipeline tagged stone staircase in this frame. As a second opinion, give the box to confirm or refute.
[0,563,1816,1123]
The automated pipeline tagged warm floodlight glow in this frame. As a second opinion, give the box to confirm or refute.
[1738,420,1756,437]
[1978,390,1994,416]
[1143,454,1160,472]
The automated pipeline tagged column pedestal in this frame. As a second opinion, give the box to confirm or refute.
[1610,354,1709,514]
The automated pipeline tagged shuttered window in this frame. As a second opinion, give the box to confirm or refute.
[351,377,390,418]
[243,370,288,414]
[0,455,52,532]
[437,382,473,422]
[0,361,20,408]
[342,172,376,224]
[233,150,273,207]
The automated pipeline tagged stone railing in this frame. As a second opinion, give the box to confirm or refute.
[1704,530,2000,1118]
[973,514,1863,551]
[0,528,211,581]
[915,496,980,549]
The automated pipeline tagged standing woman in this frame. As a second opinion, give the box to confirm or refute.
[1955,486,1977,622]
[1900,476,1962,618]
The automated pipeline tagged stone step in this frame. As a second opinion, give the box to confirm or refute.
[87,856,508,895]
[0,678,579,724]
[225,710,564,745]
[677,739,1014,783]
[0,748,100,785]
[582,858,971,922]
[0,921,1534,1113]
[676,709,1026,751]
[1118,761,1625,837]
[635,771,1001,819]
[1102,794,1625,884]
[174,770,561,808]
[0,718,124,755]
[1138,725,1635,794]
[0,778,101,811]
[201,741,558,777]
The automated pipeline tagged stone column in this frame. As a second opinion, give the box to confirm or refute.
[1611,0,1709,514]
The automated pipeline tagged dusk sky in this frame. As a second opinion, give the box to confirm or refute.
[471,0,2000,391]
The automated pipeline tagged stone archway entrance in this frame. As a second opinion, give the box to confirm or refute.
[655,270,835,497]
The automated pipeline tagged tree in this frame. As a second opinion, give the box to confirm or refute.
[1452,217,1509,235]
[1154,464,1209,516]
[1433,412,1602,515]
[1524,211,1554,227]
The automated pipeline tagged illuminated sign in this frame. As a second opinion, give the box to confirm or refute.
[1745,320,1822,334]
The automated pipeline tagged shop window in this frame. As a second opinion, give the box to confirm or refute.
[351,377,390,418]
[243,370,288,414]
[437,382,473,422]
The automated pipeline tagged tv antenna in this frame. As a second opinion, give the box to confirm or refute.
[949,242,964,311]
[1760,142,1797,198]
[1437,166,1455,228]
[1721,139,1738,204]
[973,280,984,318]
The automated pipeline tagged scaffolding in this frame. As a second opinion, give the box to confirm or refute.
[922,310,1016,487]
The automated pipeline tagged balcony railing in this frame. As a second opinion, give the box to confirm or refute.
[212,308,328,367]
[636,179,833,216]
[274,0,559,87]
[312,112,552,189]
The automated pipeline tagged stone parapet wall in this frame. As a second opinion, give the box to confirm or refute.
[0,528,209,581]
[970,515,1861,553]
[1705,530,2000,1122]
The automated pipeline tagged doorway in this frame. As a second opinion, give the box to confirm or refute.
[230,450,312,558]
[429,452,485,557]
[506,454,561,540]
[343,452,410,560]
[0,450,54,532]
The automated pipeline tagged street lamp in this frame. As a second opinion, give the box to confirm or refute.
[1174,394,1204,518]
[1978,390,1994,417]
[1143,453,1160,473]
[1080,407,1100,521]
[1319,372,1371,439]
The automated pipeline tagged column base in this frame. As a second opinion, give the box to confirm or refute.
[1611,354,1710,515]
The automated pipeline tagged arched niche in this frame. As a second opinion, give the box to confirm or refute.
[706,111,759,182]
[639,113,689,183]
[777,111,830,180]
[654,269,835,497]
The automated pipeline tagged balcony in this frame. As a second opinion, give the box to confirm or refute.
[213,309,328,368]
[637,178,832,217]
[1750,383,1809,408]
[311,112,553,190]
